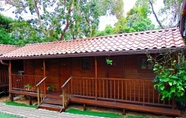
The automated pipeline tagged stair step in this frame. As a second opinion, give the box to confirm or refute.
[38,103,63,111]
[46,94,62,99]
[42,98,62,105]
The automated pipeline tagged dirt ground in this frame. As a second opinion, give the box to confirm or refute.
[0,94,182,118]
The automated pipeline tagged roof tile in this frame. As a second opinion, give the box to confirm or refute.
[0,44,19,55]
[1,27,185,59]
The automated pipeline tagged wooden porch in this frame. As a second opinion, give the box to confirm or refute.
[7,56,182,116]
[8,74,181,116]
[62,77,181,116]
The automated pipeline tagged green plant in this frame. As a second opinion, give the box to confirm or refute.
[47,85,55,92]
[106,58,113,65]
[24,84,32,90]
[148,52,186,105]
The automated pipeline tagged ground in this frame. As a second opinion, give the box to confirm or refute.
[0,94,182,118]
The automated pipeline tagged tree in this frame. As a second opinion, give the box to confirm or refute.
[149,0,184,28]
[96,25,115,36]
[3,0,124,42]
[0,14,16,45]
[96,0,155,36]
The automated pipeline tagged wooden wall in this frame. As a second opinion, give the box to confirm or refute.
[24,60,43,75]
[123,55,155,79]
[23,54,155,90]
[97,55,155,79]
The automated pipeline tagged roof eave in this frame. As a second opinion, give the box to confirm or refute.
[1,47,184,60]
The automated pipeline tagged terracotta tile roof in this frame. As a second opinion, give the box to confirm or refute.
[0,44,19,55]
[1,27,185,59]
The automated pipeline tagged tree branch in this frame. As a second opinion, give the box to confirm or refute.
[34,0,41,25]
[60,3,71,40]
[149,0,164,29]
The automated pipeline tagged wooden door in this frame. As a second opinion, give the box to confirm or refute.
[46,59,60,90]
[59,58,71,88]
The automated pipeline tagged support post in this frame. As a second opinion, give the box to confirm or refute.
[43,59,46,95]
[95,57,98,100]
[43,59,46,77]
[8,60,12,100]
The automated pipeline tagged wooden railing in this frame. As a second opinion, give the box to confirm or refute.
[61,76,72,110]
[97,78,172,107]
[0,70,8,85]
[69,77,173,108]
[12,74,43,91]
[36,76,47,105]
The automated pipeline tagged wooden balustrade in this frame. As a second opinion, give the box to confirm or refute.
[68,77,172,108]
[97,78,171,107]
[0,70,8,85]
[61,76,72,109]
[36,76,47,105]
[12,74,44,91]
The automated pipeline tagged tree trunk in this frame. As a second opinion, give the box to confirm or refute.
[149,0,164,29]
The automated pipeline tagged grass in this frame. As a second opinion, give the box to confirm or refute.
[4,101,37,108]
[3,101,148,118]
[66,108,124,118]
[66,108,148,118]
[0,112,20,118]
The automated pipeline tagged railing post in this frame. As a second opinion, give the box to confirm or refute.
[37,87,40,105]
[44,81,46,95]
[62,89,65,107]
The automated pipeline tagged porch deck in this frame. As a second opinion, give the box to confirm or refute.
[9,75,181,116]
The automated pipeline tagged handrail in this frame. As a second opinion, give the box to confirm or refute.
[36,76,47,105]
[61,76,72,88]
[36,76,47,87]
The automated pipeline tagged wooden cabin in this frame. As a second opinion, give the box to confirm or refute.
[0,45,18,91]
[0,28,185,116]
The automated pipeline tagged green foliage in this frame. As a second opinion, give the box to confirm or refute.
[96,25,115,36]
[96,0,155,35]
[149,52,186,105]
[106,58,113,65]
[4,0,124,43]
[24,84,32,90]
[0,14,17,45]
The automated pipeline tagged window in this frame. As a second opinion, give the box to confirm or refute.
[139,57,153,70]
[82,59,91,70]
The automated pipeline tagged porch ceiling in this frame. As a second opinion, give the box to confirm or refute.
[0,27,185,60]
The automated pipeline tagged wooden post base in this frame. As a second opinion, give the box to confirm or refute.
[9,93,13,101]
[29,96,32,105]
[83,104,86,111]
[122,109,126,115]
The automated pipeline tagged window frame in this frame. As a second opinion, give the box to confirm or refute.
[81,58,92,70]
[138,56,153,72]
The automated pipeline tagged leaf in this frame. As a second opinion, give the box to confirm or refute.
[159,85,165,91]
